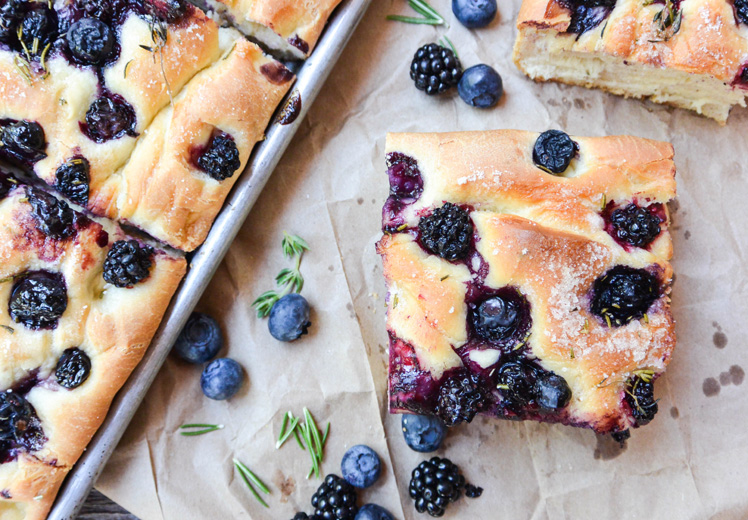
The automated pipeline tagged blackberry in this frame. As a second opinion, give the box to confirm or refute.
[590,265,659,326]
[197,132,241,181]
[55,157,90,206]
[310,474,358,520]
[78,0,113,20]
[533,130,577,175]
[386,152,423,200]
[625,375,658,425]
[66,18,115,65]
[561,0,616,34]
[408,457,464,517]
[737,0,748,25]
[1,120,46,163]
[18,4,58,56]
[609,203,661,248]
[0,171,13,200]
[418,203,473,261]
[435,369,485,426]
[464,484,483,498]
[55,348,92,389]
[103,239,154,288]
[496,360,537,409]
[25,187,76,240]
[83,94,137,143]
[0,391,45,459]
[471,292,526,343]
[410,43,463,95]
[0,0,24,44]
[291,514,318,520]
[9,271,67,330]
[611,429,630,445]
[150,0,187,22]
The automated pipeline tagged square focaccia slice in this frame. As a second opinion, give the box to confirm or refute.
[377,130,677,437]
[512,0,748,124]
[0,174,185,520]
[205,0,343,59]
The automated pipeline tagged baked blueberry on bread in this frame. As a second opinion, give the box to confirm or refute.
[513,0,748,123]
[0,174,185,520]
[205,0,343,59]
[377,130,676,436]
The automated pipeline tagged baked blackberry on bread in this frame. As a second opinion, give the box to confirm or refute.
[205,0,343,59]
[513,0,748,123]
[377,130,676,436]
[0,174,185,520]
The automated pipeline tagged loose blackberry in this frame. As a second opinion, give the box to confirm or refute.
[310,474,358,520]
[533,130,577,175]
[83,94,137,143]
[625,375,658,425]
[9,271,68,330]
[408,457,464,517]
[66,18,115,65]
[464,483,483,498]
[0,391,45,459]
[435,369,485,426]
[55,157,90,206]
[197,132,241,181]
[410,43,463,95]
[418,203,473,261]
[55,348,92,389]
[609,203,661,248]
[103,239,154,288]
[0,0,24,44]
[496,360,537,410]
[18,4,58,56]
[590,265,659,326]
[25,187,76,240]
[1,120,46,163]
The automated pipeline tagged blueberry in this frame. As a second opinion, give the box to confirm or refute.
[25,186,76,240]
[533,130,578,175]
[341,445,382,489]
[9,271,67,330]
[83,94,136,143]
[355,504,394,520]
[1,120,46,163]
[67,18,115,65]
[55,348,92,389]
[200,358,244,400]
[268,293,311,342]
[18,4,57,55]
[472,294,520,342]
[533,372,571,410]
[173,312,223,364]
[452,0,497,28]
[0,0,24,44]
[458,64,503,108]
[401,414,446,452]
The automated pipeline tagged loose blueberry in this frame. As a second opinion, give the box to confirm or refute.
[55,348,92,389]
[410,43,463,96]
[1,120,46,163]
[55,157,90,206]
[534,372,572,410]
[452,0,497,28]
[590,265,659,326]
[458,64,503,108]
[609,203,661,248]
[25,187,76,240]
[532,130,577,175]
[173,312,223,364]
[0,391,45,460]
[268,293,311,342]
[200,358,244,400]
[341,445,382,489]
[197,132,241,181]
[103,239,154,288]
[418,202,473,261]
[83,95,136,143]
[401,414,446,452]
[436,369,485,426]
[67,18,115,65]
[355,504,394,520]
[625,375,658,425]
[9,271,67,330]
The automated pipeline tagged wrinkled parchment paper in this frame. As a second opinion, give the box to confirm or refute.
[97,1,748,518]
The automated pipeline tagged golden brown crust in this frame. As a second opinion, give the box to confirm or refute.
[379,130,677,433]
[0,187,185,519]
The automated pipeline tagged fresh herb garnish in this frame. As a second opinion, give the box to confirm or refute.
[649,0,682,42]
[387,0,446,25]
[276,407,330,479]
[178,423,224,436]
[439,36,458,59]
[233,458,270,508]
[251,233,310,318]
[0,325,14,334]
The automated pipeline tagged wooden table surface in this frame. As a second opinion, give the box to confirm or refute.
[77,490,137,520]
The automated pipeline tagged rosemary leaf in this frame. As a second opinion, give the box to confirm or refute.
[178,423,224,436]
[386,15,442,24]
[409,0,444,23]
[276,416,300,449]
[233,460,269,508]
[234,458,270,495]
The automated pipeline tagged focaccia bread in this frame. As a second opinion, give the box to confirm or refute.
[0,0,293,250]
[513,0,748,124]
[205,0,343,59]
[377,130,677,437]
[0,174,186,520]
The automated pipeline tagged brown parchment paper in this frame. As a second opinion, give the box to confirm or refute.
[97,1,748,518]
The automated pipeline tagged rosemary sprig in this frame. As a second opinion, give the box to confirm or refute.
[439,35,458,59]
[233,458,270,508]
[178,423,224,436]
[649,0,682,42]
[387,0,446,25]
[252,233,310,318]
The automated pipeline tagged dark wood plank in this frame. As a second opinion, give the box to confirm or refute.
[75,489,139,520]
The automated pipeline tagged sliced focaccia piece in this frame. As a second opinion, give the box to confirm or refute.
[512,0,748,124]
[205,0,343,59]
[377,130,677,437]
[0,174,185,520]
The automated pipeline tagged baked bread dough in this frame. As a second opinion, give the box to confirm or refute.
[205,0,344,59]
[377,130,676,435]
[0,177,185,520]
[513,0,748,124]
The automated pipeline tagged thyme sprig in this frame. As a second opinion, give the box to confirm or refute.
[252,233,310,318]
[648,0,682,42]
[387,0,446,25]
[178,423,224,436]
[276,408,330,479]
[233,458,270,508]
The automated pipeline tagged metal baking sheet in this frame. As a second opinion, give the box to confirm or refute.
[47,1,372,517]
